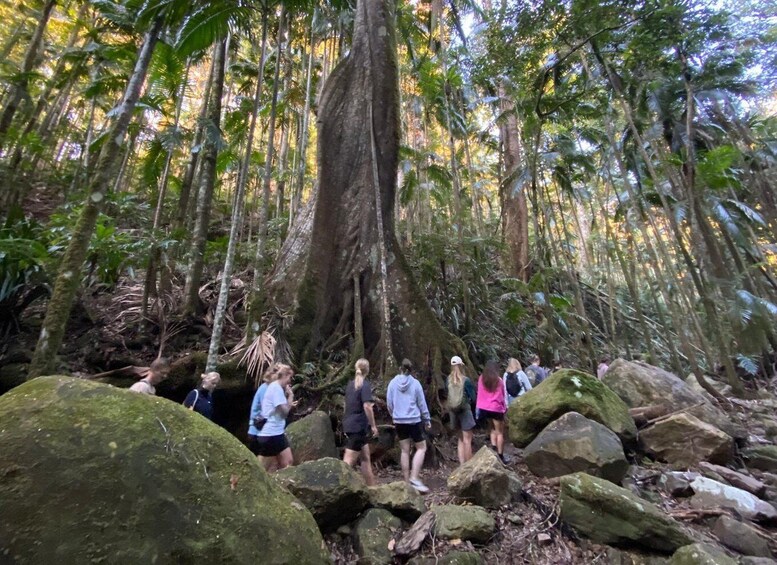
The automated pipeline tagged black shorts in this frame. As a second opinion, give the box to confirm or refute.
[479,409,505,422]
[344,430,368,452]
[249,434,289,457]
[395,422,425,443]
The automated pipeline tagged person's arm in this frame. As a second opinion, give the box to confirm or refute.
[519,371,532,392]
[276,385,295,417]
[362,382,378,435]
[386,381,394,415]
[416,382,431,428]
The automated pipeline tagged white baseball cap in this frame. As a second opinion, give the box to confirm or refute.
[450,355,464,366]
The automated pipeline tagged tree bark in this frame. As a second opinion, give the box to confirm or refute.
[498,81,530,281]
[183,38,228,315]
[264,0,464,378]
[29,17,163,378]
[0,0,57,147]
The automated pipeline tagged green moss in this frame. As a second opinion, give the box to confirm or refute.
[0,376,329,564]
[506,369,636,447]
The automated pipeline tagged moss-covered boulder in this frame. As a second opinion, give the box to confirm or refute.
[524,412,629,483]
[274,457,370,531]
[742,445,777,472]
[602,359,744,440]
[506,369,636,447]
[368,481,427,521]
[431,505,495,544]
[560,472,692,553]
[353,508,402,565]
[286,410,338,464]
[0,376,329,564]
[447,446,522,508]
[669,544,737,565]
[640,413,734,468]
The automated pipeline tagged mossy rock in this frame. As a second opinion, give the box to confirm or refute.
[286,411,338,464]
[353,508,402,565]
[506,369,637,447]
[368,481,427,521]
[742,445,777,472]
[447,446,522,508]
[431,505,495,544]
[560,472,692,553]
[0,376,329,564]
[669,543,737,565]
[603,359,744,440]
[274,457,370,531]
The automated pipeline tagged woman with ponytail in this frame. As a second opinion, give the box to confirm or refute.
[342,358,379,485]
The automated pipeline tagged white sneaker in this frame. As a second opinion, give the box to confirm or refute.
[409,478,429,494]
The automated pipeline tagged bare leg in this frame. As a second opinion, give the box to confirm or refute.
[489,421,498,449]
[410,440,426,481]
[462,429,473,463]
[457,432,465,465]
[261,456,278,472]
[359,444,376,486]
[343,448,359,467]
[400,439,412,481]
[276,447,294,470]
[494,420,505,455]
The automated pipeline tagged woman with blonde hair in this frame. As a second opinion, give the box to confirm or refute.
[446,356,476,464]
[254,363,297,470]
[248,365,279,453]
[183,371,221,420]
[503,357,532,406]
[342,358,379,485]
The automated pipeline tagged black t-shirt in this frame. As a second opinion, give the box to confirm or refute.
[343,379,373,434]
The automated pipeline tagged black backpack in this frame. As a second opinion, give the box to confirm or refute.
[505,371,522,397]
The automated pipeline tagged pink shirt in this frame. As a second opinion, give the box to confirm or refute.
[476,375,507,413]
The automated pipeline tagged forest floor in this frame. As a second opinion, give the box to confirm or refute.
[323,405,777,565]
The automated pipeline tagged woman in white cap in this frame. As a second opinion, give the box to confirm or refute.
[446,355,476,465]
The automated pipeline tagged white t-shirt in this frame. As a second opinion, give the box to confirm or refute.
[259,381,288,437]
[129,379,155,395]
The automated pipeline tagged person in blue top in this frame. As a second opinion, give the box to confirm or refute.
[248,365,278,450]
[183,371,220,420]
[387,358,431,494]
[254,364,297,471]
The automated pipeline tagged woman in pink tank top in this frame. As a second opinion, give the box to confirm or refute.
[476,360,509,464]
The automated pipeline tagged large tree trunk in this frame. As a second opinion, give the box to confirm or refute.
[264,0,464,379]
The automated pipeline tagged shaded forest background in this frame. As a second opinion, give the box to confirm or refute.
[0,0,776,393]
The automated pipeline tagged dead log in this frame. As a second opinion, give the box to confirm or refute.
[698,462,766,497]
[629,404,671,427]
[395,511,435,557]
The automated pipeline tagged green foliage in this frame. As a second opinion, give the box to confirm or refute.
[0,217,50,336]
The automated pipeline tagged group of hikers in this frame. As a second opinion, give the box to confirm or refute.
[127,352,553,495]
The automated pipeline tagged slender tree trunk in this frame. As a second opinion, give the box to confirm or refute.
[183,38,228,315]
[0,0,57,147]
[29,17,164,378]
[498,81,529,281]
[246,8,286,340]
[207,12,270,359]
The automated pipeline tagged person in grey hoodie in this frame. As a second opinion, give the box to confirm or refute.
[387,358,432,493]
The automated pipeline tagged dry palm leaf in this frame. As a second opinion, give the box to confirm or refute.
[238,331,276,386]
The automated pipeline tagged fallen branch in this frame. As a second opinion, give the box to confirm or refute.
[667,508,725,521]
[644,402,705,427]
[395,511,435,557]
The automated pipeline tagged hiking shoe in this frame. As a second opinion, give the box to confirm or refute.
[499,453,511,465]
[409,479,430,494]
